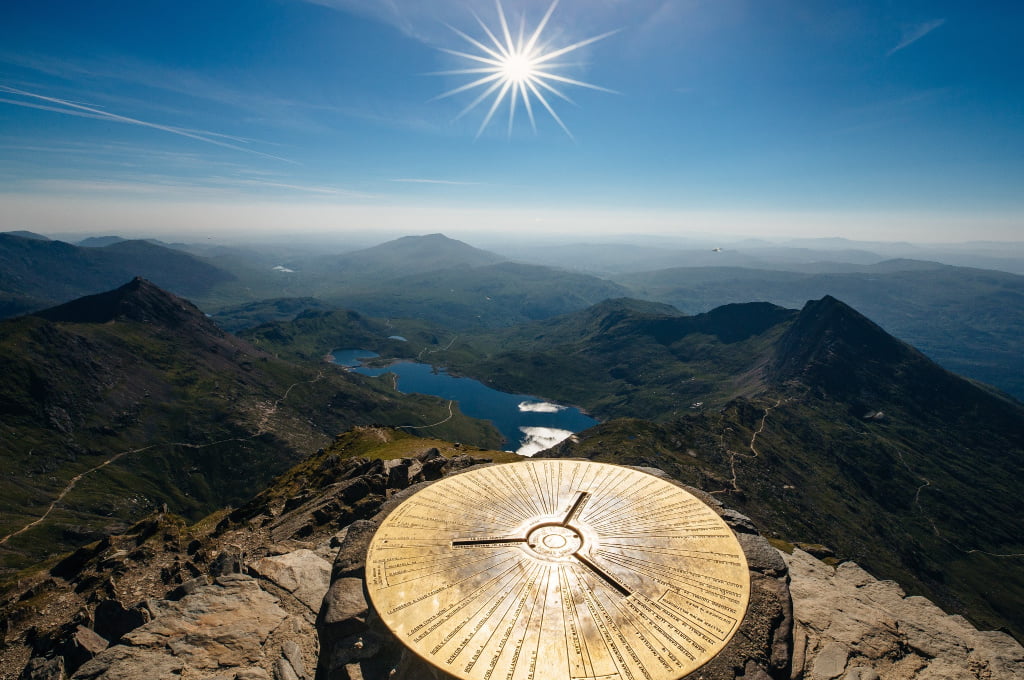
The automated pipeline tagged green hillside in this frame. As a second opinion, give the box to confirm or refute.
[0,279,501,573]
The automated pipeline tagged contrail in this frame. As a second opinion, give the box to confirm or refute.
[0,84,297,164]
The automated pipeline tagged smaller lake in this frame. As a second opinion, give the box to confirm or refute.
[331,349,597,456]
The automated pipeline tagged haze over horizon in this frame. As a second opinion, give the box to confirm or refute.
[2,0,1022,242]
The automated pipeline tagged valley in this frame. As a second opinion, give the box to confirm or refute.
[1,231,1022,646]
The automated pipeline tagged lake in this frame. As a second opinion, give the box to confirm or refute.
[331,349,597,456]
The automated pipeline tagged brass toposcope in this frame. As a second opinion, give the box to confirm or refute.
[366,460,750,680]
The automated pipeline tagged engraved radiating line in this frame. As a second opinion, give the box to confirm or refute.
[465,560,540,675]
[489,466,540,524]
[515,463,548,517]
[613,592,690,672]
[592,512,722,533]
[555,461,563,521]
[589,501,718,530]
[558,566,581,678]
[455,473,531,525]
[590,579,659,679]
[561,561,598,680]
[581,466,636,522]
[584,477,665,527]
[389,551,517,585]
[501,465,546,520]
[566,462,584,501]
[508,557,552,676]
[531,566,554,676]
[655,590,732,643]
[630,592,708,663]
[381,553,522,616]
[593,525,727,539]
[597,554,744,617]
[400,504,504,530]
[459,471,534,524]
[584,476,663,523]
[569,564,635,679]
[587,517,715,536]
[599,542,744,566]
[443,561,542,662]
[410,560,530,640]
[479,568,537,680]
[597,551,744,602]
[545,461,557,517]
[411,492,514,528]
[372,539,453,549]
[492,466,543,519]
[507,464,546,518]
[574,464,619,521]
[431,560,541,655]
[437,476,521,525]
[585,480,677,526]
[454,469,527,523]
[560,564,596,678]
[528,463,552,515]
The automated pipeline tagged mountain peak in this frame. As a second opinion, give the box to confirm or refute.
[771,295,923,394]
[34,277,219,332]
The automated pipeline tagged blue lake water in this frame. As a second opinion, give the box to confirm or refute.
[330,349,597,456]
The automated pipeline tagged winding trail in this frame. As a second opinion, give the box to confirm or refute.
[417,335,458,361]
[0,371,325,547]
[396,400,456,431]
[893,447,1024,559]
[711,398,784,495]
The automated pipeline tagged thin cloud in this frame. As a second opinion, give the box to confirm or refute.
[390,177,482,185]
[0,85,296,164]
[888,19,946,56]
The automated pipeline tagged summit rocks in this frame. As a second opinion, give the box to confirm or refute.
[2,429,1021,680]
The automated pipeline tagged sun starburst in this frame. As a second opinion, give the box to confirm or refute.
[431,0,616,139]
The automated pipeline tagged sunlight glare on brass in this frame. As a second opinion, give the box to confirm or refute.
[366,460,751,680]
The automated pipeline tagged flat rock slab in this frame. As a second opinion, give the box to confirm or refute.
[252,549,332,613]
[785,548,1024,680]
[73,574,288,679]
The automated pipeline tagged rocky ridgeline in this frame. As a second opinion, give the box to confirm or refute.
[1,438,1021,680]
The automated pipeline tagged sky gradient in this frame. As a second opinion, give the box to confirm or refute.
[1,0,1022,242]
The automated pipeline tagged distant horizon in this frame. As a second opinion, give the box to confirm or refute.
[6,225,1024,254]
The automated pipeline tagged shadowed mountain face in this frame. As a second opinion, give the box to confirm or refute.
[520,296,1024,639]
[0,279,501,572]
[34,276,217,327]
[0,234,235,318]
[615,263,1024,400]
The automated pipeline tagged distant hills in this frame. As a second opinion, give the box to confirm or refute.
[0,279,500,572]
[3,231,1022,398]
[613,263,1024,400]
[0,233,234,317]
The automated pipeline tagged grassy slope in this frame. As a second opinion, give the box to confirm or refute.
[0,302,501,572]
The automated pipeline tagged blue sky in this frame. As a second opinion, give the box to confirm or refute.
[1,0,1022,241]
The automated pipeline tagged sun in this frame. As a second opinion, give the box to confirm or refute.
[431,0,617,139]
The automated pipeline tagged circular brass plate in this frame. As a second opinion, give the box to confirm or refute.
[366,460,750,680]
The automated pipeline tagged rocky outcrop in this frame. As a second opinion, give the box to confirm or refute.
[784,548,1024,679]
[4,433,1021,680]
[2,445,497,680]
